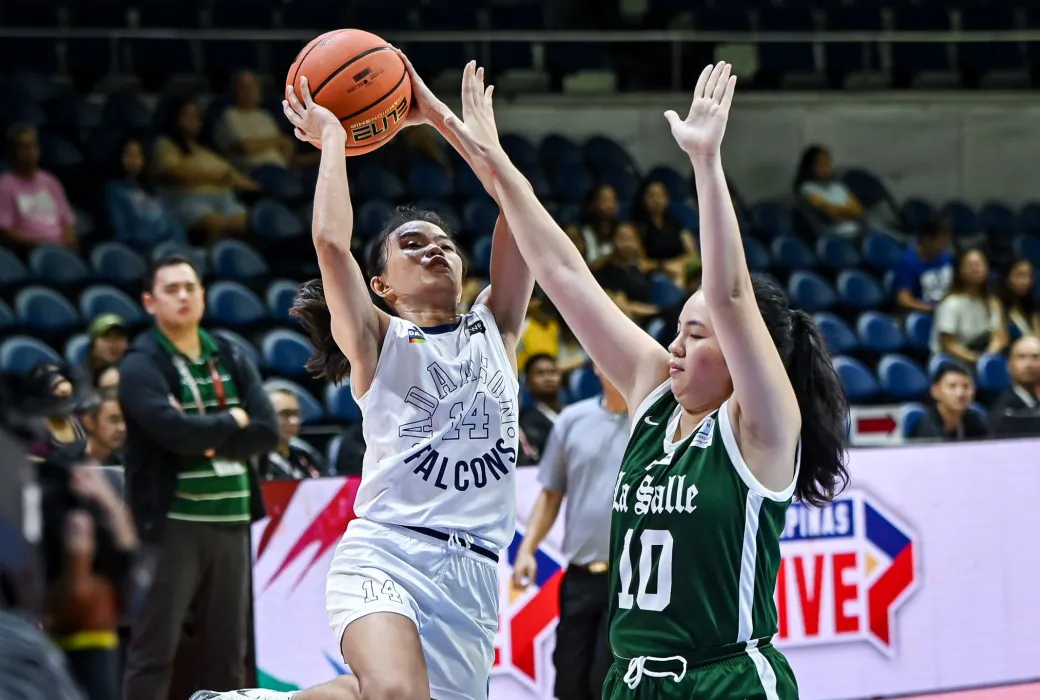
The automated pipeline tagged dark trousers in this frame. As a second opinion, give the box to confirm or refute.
[553,566,612,700]
[66,648,121,700]
[122,520,250,700]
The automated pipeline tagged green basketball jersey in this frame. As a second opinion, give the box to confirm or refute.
[608,381,799,663]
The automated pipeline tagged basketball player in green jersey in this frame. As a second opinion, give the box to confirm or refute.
[446,62,850,698]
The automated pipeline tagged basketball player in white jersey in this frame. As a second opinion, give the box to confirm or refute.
[192,59,533,700]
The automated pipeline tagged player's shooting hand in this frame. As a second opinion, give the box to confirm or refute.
[283,76,341,148]
[511,550,537,589]
[664,61,737,159]
[394,48,444,128]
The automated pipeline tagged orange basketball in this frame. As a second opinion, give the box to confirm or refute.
[286,29,412,156]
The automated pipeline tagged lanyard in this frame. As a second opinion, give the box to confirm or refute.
[171,356,228,414]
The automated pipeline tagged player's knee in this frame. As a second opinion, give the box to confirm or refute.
[358,675,428,700]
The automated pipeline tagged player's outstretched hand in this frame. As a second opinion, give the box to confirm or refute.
[664,61,737,159]
[394,47,445,128]
[441,62,506,166]
[283,76,342,149]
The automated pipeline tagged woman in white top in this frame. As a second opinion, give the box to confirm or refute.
[932,248,1009,363]
[793,145,865,239]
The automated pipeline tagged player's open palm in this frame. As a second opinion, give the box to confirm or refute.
[664,61,737,158]
[442,63,504,165]
[283,76,342,149]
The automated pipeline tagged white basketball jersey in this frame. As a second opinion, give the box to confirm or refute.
[351,304,520,550]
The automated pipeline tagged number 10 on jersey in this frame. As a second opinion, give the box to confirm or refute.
[617,528,674,611]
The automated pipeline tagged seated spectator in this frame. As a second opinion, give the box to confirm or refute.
[931,249,1008,363]
[910,362,989,441]
[258,387,326,480]
[517,294,560,372]
[631,178,700,287]
[0,123,77,250]
[153,97,258,244]
[580,184,618,264]
[593,221,659,323]
[214,70,296,172]
[78,314,129,389]
[988,336,1040,437]
[518,354,562,466]
[999,259,1039,340]
[97,366,120,393]
[106,137,186,250]
[892,217,954,313]
[76,390,127,467]
[21,363,87,459]
[794,145,865,239]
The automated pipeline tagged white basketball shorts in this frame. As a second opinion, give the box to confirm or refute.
[326,518,500,700]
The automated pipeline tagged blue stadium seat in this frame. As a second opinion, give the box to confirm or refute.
[743,237,771,272]
[251,200,305,243]
[0,300,15,332]
[877,354,929,400]
[28,246,90,288]
[861,231,903,271]
[751,202,793,241]
[324,383,362,424]
[901,198,936,233]
[356,200,394,239]
[211,328,262,368]
[38,133,85,171]
[837,270,885,310]
[80,285,146,326]
[90,242,146,288]
[1020,203,1040,237]
[583,136,635,173]
[64,333,90,366]
[205,281,268,328]
[539,134,584,171]
[47,94,102,132]
[408,162,454,200]
[976,353,1010,393]
[788,272,838,312]
[600,168,639,204]
[568,364,603,402]
[770,235,817,271]
[262,329,314,378]
[463,199,499,237]
[550,164,593,205]
[904,311,933,351]
[857,311,904,353]
[1013,235,1040,266]
[668,201,698,232]
[15,286,80,334]
[354,166,405,201]
[266,279,299,326]
[102,94,153,130]
[833,355,879,403]
[979,202,1023,240]
[813,312,858,354]
[0,336,62,373]
[816,235,861,271]
[650,275,685,309]
[842,169,891,209]
[211,240,270,282]
[0,247,31,292]
[251,164,304,202]
[264,378,323,424]
[646,166,688,202]
[471,236,493,276]
[500,134,540,173]
[902,402,926,437]
[942,201,982,238]
[455,165,485,200]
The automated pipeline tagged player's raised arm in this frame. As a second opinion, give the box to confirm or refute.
[283,78,390,393]
[666,63,801,458]
[441,66,669,413]
[397,54,534,360]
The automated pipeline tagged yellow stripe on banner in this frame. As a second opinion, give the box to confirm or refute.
[53,630,120,650]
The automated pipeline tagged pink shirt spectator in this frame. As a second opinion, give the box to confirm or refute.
[0,171,75,245]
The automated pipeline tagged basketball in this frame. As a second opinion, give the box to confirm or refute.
[286,29,412,156]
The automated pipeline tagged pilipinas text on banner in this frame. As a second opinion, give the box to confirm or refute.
[250,437,1040,700]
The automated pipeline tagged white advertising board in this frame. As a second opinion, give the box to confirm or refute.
[251,438,1040,699]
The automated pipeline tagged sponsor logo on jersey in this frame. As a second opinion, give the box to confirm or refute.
[407,327,426,344]
[466,317,487,335]
[493,530,565,693]
[775,489,918,656]
[691,414,714,448]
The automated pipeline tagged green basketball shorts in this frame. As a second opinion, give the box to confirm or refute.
[603,644,798,700]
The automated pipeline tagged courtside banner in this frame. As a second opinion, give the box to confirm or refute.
[251,438,1040,700]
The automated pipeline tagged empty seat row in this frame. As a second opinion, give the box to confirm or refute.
[835,351,1010,403]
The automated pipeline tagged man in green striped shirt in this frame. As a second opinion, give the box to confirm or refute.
[119,253,278,700]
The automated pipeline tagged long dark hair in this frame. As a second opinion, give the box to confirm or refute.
[793,145,828,193]
[291,205,461,383]
[160,96,197,155]
[999,259,1036,320]
[630,178,677,228]
[751,275,850,506]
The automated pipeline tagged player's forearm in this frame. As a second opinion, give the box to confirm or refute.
[518,490,562,555]
[311,127,354,252]
[690,153,752,305]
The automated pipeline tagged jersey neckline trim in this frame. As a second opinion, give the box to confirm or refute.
[416,318,462,334]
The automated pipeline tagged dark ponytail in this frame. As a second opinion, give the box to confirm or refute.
[289,279,351,384]
[751,276,850,506]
